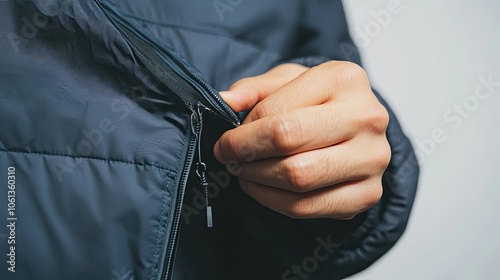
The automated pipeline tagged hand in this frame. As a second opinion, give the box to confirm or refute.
[215,62,391,220]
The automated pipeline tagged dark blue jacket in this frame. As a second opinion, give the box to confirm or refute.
[0,1,419,279]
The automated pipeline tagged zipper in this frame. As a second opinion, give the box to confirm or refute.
[93,2,240,278]
[162,103,211,279]
[191,103,213,228]
[94,0,240,126]
[161,104,199,280]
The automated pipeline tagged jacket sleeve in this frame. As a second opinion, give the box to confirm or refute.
[277,0,362,67]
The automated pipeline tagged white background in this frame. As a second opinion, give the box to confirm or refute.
[343,1,500,279]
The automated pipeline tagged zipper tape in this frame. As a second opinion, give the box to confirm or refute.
[92,2,238,278]
[95,0,240,126]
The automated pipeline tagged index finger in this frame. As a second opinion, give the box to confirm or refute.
[244,61,369,123]
[213,104,356,164]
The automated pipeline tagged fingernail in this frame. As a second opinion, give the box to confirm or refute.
[221,89,245,96]
[213,140,227,164]
[219,90,232,97]
[219,91,232,101]
[239,179,249,195]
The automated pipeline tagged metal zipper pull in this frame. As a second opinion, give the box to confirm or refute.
[191,103,213,228]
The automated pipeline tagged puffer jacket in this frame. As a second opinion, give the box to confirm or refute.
[0,0,419,279]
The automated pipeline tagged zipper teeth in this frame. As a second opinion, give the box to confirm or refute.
[162,116,198,280]
[93,1,225,278]
[93,2,237,277]
[114,25,195,109]
[96,0,239,125]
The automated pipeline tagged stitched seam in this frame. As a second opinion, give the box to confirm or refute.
[149,132,188,279]
[150,174,174,280]
[2,148,185,279]
[0,149,176,173]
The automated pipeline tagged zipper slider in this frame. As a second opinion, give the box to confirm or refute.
[191,103,213,228]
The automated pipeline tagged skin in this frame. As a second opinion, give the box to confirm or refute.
[215,61,391,220]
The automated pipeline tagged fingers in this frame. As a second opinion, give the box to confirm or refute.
[239,176,383,219]
[220,63,308,112]
[243,61,371,123]
[214,61,376,164]
[214,61,389,220]
[233,136,391,193]
[214,97,389,164]
[214,103,356,163]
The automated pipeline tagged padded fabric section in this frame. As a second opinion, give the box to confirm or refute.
[0,151,176,280]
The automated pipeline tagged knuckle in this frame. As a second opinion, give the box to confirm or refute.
[284,197,313,219]
[378,141,392,170]
[323,61,367,82]
[253,103,274,120]
[369,140,392,173]
[283,158,314,192]
[339,61,367,80]
[359,104,390,134]
[312,61,370,93]
[334,180,383,220]
[373,105,390,133]
[360,180,383,212]
[330,195,355,220]
[269,115,303,152]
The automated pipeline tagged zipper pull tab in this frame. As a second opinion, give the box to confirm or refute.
[191,103,213,228]
[196,162,212,228]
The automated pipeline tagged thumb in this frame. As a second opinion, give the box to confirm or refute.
[220,63,308,112]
